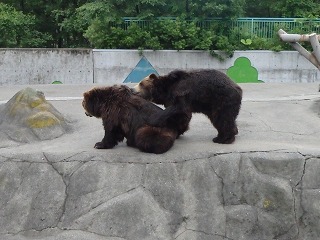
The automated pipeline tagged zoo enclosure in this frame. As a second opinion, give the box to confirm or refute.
[112,17,320,39]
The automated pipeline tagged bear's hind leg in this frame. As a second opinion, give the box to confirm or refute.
[208,109,238,144]
[135,126,177,154]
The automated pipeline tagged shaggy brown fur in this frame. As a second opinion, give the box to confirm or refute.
[134,69,243,144]
[82,85,191,154]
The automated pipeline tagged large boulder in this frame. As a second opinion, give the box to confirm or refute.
[0,87,70,143]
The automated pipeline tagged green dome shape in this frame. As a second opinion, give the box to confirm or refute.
[227,57,264,83]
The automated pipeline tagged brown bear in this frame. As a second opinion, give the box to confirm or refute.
[82,85,191,154]
[134,69,243,144]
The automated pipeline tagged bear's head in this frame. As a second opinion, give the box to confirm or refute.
[83,85,132,118]
[82,88,104,118]
[133,73,158,101]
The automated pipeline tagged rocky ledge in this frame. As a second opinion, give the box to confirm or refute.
[0,83,319,240]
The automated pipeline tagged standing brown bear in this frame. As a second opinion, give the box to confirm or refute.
[82,85,191,154]
[134,69,242,144]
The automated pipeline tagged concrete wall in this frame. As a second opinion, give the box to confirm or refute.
[0,49,319,85]
[0,48,93,85]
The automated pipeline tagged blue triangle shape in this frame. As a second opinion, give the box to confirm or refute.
[123,56,159,83]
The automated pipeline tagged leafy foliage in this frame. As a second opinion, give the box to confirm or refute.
[1,0,320,53]
[0,3,50,47]
[84,17,214,51]
[245,0,320,18]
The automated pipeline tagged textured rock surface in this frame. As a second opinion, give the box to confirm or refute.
[0,87,70,143]
[0,151,318,240]
[0,83,319,240]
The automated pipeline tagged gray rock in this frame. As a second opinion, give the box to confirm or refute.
[225,205,258,240]
[0,162,65,233]
[298,157,320,239]
[2,152,318,240]
[0,88,70,143]
[2,229,122,240]
[65,188,173,240]
[59,162,144,227]
[303,158,320,189]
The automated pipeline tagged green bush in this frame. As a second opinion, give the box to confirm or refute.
[148,18,213,50]
[84,17,304,57]
[85,18,215,51]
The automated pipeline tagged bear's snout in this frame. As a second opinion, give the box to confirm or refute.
[132,84,141,93]
[85,112,93,117]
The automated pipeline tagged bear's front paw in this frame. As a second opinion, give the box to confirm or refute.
[94,142,111,149]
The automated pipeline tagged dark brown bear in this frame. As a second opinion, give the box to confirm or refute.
[82,85,191,154]
[134,69,242,144]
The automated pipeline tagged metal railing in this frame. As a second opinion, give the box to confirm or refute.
[233,18,320,38]
[112,17,320,39]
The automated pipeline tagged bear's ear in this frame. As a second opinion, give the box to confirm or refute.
[149,73,158,80]
[83,91,92,104]
[83,91,89,98]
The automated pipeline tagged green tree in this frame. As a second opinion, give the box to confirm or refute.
[274,0,320,17]
[0,3,50,47]
[1,0,320,49]
[187,0,246,18]
[245,0,320,17]
[2,0,89,47]
[56,1,114,47]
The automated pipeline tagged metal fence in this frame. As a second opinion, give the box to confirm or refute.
[114,17,320,39]
[232,18,320,38]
